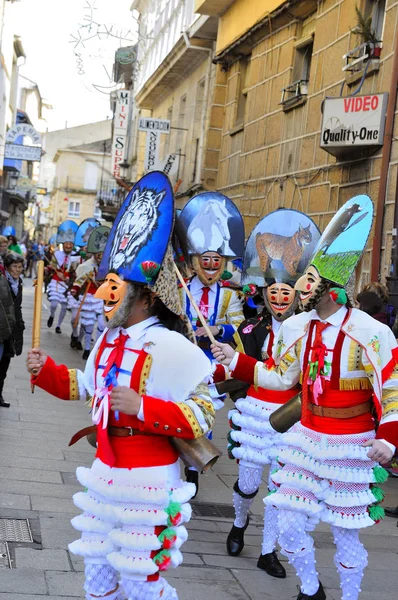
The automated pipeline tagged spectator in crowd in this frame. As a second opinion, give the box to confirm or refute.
[0,259,16,407]
[30,240,44,278]
[0,253,24,407]
[7,235,22,255]
[25,243,34,277]
[0,235,8,274]
[357,290,389,325]
[357,282,396,329]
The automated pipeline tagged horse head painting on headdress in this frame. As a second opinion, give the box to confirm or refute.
[187,199,234,256]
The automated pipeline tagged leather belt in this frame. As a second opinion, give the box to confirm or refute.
[308,399,372,419]
[68,425,154,447]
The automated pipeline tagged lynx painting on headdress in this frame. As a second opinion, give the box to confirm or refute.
[255,224,312,277]
[110,186,165,270]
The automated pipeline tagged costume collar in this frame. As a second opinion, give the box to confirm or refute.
[107,316,160,344]
[312,306,348,327]
[190,275,218,294]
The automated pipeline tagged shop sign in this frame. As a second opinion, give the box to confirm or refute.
[320,93,388,157]
[111,90,131,178]
[6,124,42,144]
[144,131,160,172]
[138,118,170,133]
[4,144,42,161]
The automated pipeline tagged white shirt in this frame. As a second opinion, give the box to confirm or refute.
[189,275,218,319]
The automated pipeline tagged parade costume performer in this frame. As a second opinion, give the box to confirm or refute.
[178,192,245,361]
[28,171,215,600]
[213,195,398,600]
[69,226,110,359]
[47,220,80,334]
[226,209,321,578]
[179,192,245,491]
[68,219,102,353]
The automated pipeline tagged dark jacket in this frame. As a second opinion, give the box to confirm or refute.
[0,275,15,343]
[6,278,24,356]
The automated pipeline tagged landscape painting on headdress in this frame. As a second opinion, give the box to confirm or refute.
[179,192,245,258]
[75,218,101,247]
[242,209,321,286]
[98,171,174,283]
[311,195,373,286]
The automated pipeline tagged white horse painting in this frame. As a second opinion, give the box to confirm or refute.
[187,199,235,256]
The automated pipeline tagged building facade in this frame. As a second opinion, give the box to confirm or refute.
[196,0,398,294]
[129,0,225,206]
[47,138,112,240]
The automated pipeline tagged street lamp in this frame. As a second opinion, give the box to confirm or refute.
[7,171,19,190]
[119,161,130,180]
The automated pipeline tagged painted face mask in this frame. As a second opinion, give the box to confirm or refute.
[63,242,74,254]
[95,273,128,323]
[263,282,297,321]
[295,265,328,310]
[192,252,226,286]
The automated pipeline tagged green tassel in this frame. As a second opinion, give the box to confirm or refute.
[371,486,385,502]
[165,501,181,519]
[373,465,389,483]
[267,489,277,496]
[158,527,176,543]
[221,270,232,280]
[330,287,348,305]
[368,504,385,521]
[153,549,171,565]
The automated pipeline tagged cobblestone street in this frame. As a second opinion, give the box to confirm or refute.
[0,285,397,599]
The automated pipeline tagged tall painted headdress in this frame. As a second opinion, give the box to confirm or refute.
[75,218,101,247]
[307,195,373,287]
[87,226,111,254]
[242,209,321,287]
[56,220,79,245]
[98,171,181,314]
[179,191,245,258]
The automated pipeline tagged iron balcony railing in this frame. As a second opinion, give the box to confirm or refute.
[280,79,309,105]
[342,41,382,72]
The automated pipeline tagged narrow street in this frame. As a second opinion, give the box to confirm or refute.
[0,285,395,599]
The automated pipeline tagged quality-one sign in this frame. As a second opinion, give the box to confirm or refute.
[320,93,388,157]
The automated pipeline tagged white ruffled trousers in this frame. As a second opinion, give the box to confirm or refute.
[69,459,195,600]
[264,423,384,600]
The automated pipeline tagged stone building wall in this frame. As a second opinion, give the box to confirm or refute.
[215,0,398,286]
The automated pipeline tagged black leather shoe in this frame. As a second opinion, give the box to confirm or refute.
[70,335,78,349]
[296,582,326,600]
[257,551,286,578]
[0,397,10,408]
[185,467,199,498]
[55,326,62,334]
[76,341,83,350]
[82,350,90,360]
[47,316,54,328]
[384,506,398,518]
[226,516,249,556]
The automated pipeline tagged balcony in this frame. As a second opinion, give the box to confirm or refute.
[343,42,382,84]
[96,180,126,221]
[280,79,309,110]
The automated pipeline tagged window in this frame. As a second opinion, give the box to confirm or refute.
[94,206,102,219]
[235,55,250,127]
[68,201,80,217]
[84,161,99,190]
[363,0,386,42]
[281,37,313,106]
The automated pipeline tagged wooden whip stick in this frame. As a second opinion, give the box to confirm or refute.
[31,260,44,393]
[73,275,96,328]
[173,263,217,345]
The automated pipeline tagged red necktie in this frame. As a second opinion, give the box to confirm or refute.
[198,286,210,324]
[310,321,330,377]
[97,332,129,466]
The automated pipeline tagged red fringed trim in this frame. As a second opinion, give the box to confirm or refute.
[382,347,398,383]
[231,353,257,385]
[376,421,398,449]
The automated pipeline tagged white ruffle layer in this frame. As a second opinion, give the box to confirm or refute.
[47,280,68,303]
[70,459,194,575]
[76,466,193,505]
[283,431,376,461]
[228,397,285,467]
